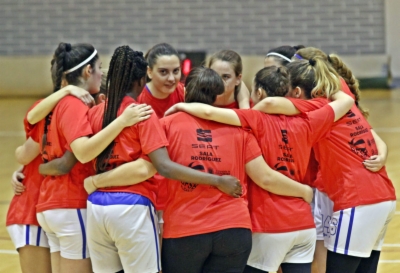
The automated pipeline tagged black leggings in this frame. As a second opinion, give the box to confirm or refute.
[244,263,311,273]
[162,228,252,273]
[326,250,381,273]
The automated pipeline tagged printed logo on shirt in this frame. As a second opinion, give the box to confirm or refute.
[348,138,369,160]
[281,130,289,144]
[197,129,212,142]
[180,162,204,192]
[346,110,356,118]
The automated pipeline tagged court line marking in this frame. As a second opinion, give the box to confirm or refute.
[0,249,17,255]
[374,127,400,133]
[383,244,400,247]
[379,260,400,263]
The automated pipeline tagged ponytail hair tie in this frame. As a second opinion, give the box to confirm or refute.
[65,43,72,52]
[309,58,316,66]
[327,55,332,63]
[277,67,281,73]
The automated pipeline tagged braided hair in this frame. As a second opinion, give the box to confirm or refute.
[95,45,148,174]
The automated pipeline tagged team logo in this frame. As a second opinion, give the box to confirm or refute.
[196,128,212,142]
[180,162,205,192]
[280,129,289,144]
[346,110,356,118]
[273,162,288,172]
[348,138,369,159]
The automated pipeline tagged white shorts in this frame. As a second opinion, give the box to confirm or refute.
[87,191,161,273]
[313,189,334,241]
[326,200,396,257]
[36,209,90,260]
[247,228,316,272]
[7,224,50,250]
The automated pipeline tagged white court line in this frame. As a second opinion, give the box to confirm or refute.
[374,127,400,133]
[396,211,400,215]
[383,244,400,247]
[0,131,25,137]
[0,249,18,255]
[379,260,400,263]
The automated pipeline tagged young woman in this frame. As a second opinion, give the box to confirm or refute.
[136,43,184,118]
[291,47,388,273]
[83,45,250,273]
[165,60,354,273]
[254,53,395,273]
[17,42,153,273]
[7,53,102,273]
[264,45,305,67]
[208,49,250,108]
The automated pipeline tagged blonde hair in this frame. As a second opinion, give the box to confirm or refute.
[296,47,369,118]
[288,56,341,99]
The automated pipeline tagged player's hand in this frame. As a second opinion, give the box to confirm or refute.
[302,185,314,204]
[67,85,95,107]
[119,103,153,127]
[216,175,243,198]
[11,169,25,195]
[363,155,385,172]
[164,103,182,116]
[83,176,97,195]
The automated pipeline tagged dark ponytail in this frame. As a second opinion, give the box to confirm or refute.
[53,42,98,92]
[254,66,290,97]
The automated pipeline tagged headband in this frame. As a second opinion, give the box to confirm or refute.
[294,53,303,60]
[64,49,98,74]
[266,52,292,63]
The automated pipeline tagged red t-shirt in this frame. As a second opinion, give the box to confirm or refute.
[88,96,169,205]
[160,112,262,238]
[233,107,334,233]
[137,82,185,118]
[287,97,396,212]
[7,101,44,226]
[36,96,95,213]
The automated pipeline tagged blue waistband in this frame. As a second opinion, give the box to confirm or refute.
[88,191,151,206]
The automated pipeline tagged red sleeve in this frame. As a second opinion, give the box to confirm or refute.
[58,96,93,149]
[244,131,262,163]
[176,82,185,102]
[233,109,262,129]
[137,112,169,155]
[286,97,328,113]
[306,104,335,144]
[340,78,355,99]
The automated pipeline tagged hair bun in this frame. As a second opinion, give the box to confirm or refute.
[309,58,316,66]
[65,43,72,52]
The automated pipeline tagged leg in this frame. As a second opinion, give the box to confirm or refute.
[281,263,312,273]
[51,252,61,273]
[312,240,327,273]
[326,250,360,273]
[18,245,51,273]
[162,234,212,273]
[203,228,252,273]
[60,257,92,273]
[243,265,268,273]
[355,250,381,273]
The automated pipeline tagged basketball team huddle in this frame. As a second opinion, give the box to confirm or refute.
[6,42,396,273]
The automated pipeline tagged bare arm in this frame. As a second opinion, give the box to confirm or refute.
[165,103,241,126]
[27,85,94,124]
[83,159,157,194]
[39,151,78,176]
[329,90,355,121]
[15,137,40,165]
[246,156,313,203]
[363,129,388,172]
[148,147,242,197]
[237,82,251,109]
[70,104,153,163]
[252,97,301,115]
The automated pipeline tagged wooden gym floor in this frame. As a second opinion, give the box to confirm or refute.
[0,89,399,272]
